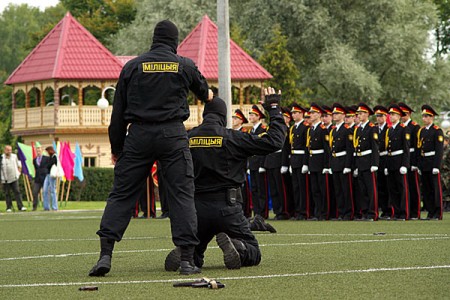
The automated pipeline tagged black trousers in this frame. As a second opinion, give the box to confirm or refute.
[97,121,199,247]
[387,171,409,219]
[194,191,261,267]
[32,181,43,210]
[327,175,337,219]
[291,168,310,218]
[241,174,252,218]
[333,171,353,219]
[357,170,378,219]
[266,168,289,218]
[377,170,391,216]
[4,180,24,210]
[156,162,169,215]
[408,170,421,218]
[309,172,327,219]
[421,171,443,219]
[249,170,268,218]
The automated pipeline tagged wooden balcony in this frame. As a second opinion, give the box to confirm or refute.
[11,104,256,135]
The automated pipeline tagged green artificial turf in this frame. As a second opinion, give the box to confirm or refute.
[0,210,449,299]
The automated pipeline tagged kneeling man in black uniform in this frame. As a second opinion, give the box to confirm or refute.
[165,88,286,270]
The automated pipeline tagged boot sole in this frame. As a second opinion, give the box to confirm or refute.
[164,247,181,272]
[216,233,241,269]
[89,266,110,277]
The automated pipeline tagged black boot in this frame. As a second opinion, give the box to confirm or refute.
[216,232,241,269]
[250,215,277,233]
[164,247,181,272]
[179,245,201,275]
[89,237,114,277]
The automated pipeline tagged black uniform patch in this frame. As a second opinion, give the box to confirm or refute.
[142,62,179,73]
[189,137,223,147]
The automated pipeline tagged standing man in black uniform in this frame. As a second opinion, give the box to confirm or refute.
[248,105,268,218]
[418,105,444,220]
[345,106,358,219]
[385,104,410,220]
[232,109,252,218]
[353,103,379,221]
[329,103,354,220]
[280,107,294,217]
[89,20,212,277]
[165,89,286,270]
[399,102,422,219]
[374,105,391,220]
[289,103,310,220]
[306,103,331,220]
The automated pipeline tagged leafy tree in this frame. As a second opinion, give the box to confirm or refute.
[259,24,303,105]
[434,0,450,57]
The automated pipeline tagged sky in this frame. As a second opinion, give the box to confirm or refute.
[0,0,59,13]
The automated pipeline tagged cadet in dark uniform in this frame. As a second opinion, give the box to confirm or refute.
[280,107,294,217]
[289,103,310,220]
[306,103,331,220]
[89,20,212,276]
[232,109,252,218]
[374,105,391,219]
[418,105,444,220]
[248,105,269,218]
[353,103,379,221]
[399,102,422,219]
[165,89,286,270]
[345,106,358,219]
[329,103,354,220]
[385,104,410,220]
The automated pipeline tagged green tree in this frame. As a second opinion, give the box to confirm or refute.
[259,24,303,105]
[433,0,450,57]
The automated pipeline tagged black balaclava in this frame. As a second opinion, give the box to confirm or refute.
[152,20,179,52]
[202,96,227,127]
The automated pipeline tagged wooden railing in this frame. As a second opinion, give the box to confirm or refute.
[12,104,256,130]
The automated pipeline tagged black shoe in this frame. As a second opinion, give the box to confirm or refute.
[307,217,318,221]
[265,222,277,233]
[295,215,306,221]
[157,212,169,219]
[88,255,111,277]
[216,233,241,269]
[179,261,201,275]
[165,247,181,272]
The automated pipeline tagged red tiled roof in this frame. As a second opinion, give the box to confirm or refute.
[178,15,272,81]
[5,12,123,84]
[116,56,136,66]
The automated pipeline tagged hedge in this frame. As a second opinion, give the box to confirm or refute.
[0,168,114,202]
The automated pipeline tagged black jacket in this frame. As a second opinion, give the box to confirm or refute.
[33,155,50,184]
[404,119,420,167]
[188,108,286,193]
[385,123,410,170]
[329,123,353,172]
[418,124,444,171]
[109,43,209,155]
[377,123,389,169]
[289,120,309,168]
[248,123,267,170]
[353,121,379,171]
[306,123,330,172]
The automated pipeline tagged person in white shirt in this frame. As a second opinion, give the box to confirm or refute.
[1,145,25,212]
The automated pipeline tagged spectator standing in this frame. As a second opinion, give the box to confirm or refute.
[1,145,26,212]
[32,143,50,211]
[43,146,58,211]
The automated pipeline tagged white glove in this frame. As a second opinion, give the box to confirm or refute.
[411,166,418,172]
[258,167,266,173]
[432,168,440,175]
[400,167,407,175]
[384,168,388,176]
[418,169,422,175]
[370,166,378,173]
[289,166,293,174]
[322,168,332,174]
[353,168,358,177]
[343,168,351,174]
[301,165,309,174]
[281,166,288,174]
[247,169,250,175]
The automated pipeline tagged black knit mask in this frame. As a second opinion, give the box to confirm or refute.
[152,20,179,52]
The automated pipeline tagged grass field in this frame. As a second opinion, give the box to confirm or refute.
[1,206,449,299]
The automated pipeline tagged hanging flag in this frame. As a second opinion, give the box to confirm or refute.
[60,141,75,181]
[74,142,84,182]
[17,142,35,178]
[31,142,37,159]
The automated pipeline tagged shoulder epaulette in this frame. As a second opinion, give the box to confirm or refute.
[344,124,350,129]
[400,123,405,127]
[331,125,336,129]
[368,122,375,127]
[320,124,326,129]
[412,121,418,126]
[304,122,310,126]
[433,125,440,129]
[261,125,267,129]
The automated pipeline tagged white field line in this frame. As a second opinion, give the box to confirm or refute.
[1,233,447,243]
[1,236,448,261]
[0,265,449,288]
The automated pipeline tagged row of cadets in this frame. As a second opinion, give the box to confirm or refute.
[232,109,253,218]
[247,105,269,219]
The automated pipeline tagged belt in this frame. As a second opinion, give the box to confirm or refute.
[274,149,282,153]
[310,149,325,155]
[379,151,388,157]
[388,150,404,156]
[332,151,347,157]
[354,150,372,157]
[422,151,435,157]
[409,148,415,153]
[291,150,306,155]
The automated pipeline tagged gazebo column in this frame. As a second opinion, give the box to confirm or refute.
[260,81,264,102]
[54,82,60,126]
[197,99,202,124]
[11,91,16,130]
[40,83,45,126]
[25,84,30,128]
[78,82,83,125]
[239,81,244,108]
